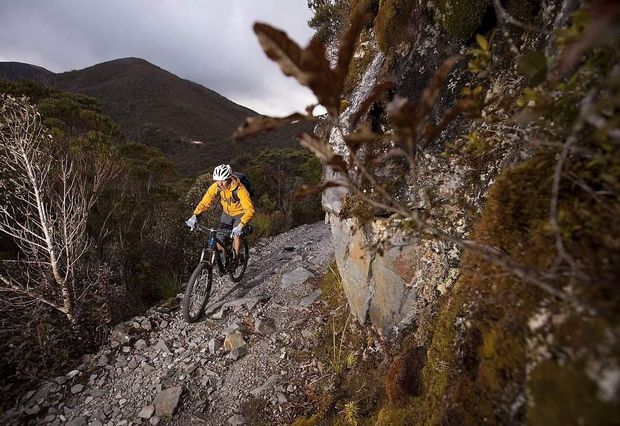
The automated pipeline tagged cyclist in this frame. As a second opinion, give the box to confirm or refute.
[186,164,254,262]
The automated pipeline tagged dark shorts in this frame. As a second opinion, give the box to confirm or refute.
[218,213,242,240]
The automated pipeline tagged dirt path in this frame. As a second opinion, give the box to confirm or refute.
[4,221,335,426]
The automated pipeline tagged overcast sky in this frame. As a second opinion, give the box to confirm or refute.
[0,0,318,116]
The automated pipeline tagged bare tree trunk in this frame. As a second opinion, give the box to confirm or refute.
[0,95,114,327]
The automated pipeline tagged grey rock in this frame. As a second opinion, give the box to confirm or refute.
[90,388,105,398]
[208,338,222,355]
[228,346,248,360]
[138,405,155,419]
[299,289,322,308]
[65,417,87,426]
[277,392,288,404]
[150,416,161,425]
[153,386,183,417]
[70,384,84,394]
[134,339,147,350]
[228,414,246,425]
[250,374,280,396]
[154,339,171,354]
[255,317,276,335]
[66,370,80,379]
[281,267,314,289]
[160,320,168,329]
[24,404,40,415]
[141,319,152,330]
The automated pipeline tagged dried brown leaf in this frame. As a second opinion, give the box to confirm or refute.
[295,181,344,198]
[386,95,417,138]
[233,113,307,140]
[253,23,339,115]
[421,99,479,145]
[350,81,395,129]
[345,123,378,152]
[417,55,463,123]
[299,132,348,173]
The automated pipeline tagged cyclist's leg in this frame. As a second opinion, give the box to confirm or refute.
[231,216,243,257]
[218,213,234,253]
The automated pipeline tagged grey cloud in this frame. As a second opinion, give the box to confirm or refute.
[0,0,317,115]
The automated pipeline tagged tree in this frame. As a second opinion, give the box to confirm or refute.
[0,95,115,326]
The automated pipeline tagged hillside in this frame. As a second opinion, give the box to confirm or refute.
[50,58,313,175]
[0,61,54,82]
[0,58,313,176]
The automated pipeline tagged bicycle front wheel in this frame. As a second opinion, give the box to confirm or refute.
[182,262,213,323]
[229,239,249,283]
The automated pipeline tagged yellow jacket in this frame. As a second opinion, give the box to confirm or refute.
[193,177,255,226]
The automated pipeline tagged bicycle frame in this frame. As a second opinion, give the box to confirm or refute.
[196,225,234,275]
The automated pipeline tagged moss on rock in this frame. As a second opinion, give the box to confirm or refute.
[431,0,491,39]
[374,0,415,53]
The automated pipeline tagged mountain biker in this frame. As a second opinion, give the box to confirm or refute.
[186,164,254,261]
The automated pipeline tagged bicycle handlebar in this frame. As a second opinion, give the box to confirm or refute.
[193,224,220,233]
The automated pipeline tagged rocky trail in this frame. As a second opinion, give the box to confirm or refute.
[4,222,336,425]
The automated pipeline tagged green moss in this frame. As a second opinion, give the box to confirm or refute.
[528,360,620,426]
[374,0,414,52]
[431,0,491,39]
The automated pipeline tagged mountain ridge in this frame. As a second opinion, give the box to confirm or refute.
[0,58,312,176]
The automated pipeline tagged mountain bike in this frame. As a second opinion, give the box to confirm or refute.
[182,223,250,323]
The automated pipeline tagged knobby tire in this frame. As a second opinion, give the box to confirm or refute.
[182,262,213,323]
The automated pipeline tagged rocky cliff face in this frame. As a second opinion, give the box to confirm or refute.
[319,0,620,423]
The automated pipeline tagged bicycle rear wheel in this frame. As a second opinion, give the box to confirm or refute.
[229,239,249,283]
[182,262,213,323]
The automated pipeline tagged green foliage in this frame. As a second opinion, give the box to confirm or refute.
[245,148,324,234]
[308,0,352,45]
[517,50,549,86]
[430,0,490,39]
[467,34,491,75]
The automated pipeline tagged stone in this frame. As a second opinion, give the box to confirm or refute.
[70,384,84,394]
[154,339,171,354]
[228,346,248,360]
[250,374,280,396]
[65,417,87,426]
[24,404,40,415]
[255,317,276,335]
[141,319,152,330]
[134,339,147,350]
[277,392,288,404]
[160,320,168,329]
[85,396,94,404]
[281,267,314,289]
[153,386,183,417]
[227,414,246,425]
[208,338,222,354]
[138,405,155,419]
[299,289,322,308]
[150,416,161,425]
[223,332,246,352]
[66,370,80,379]
[110,326,131,345]
[90,388,105,398]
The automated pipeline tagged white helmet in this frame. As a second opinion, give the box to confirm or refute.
[213,164,232,181]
